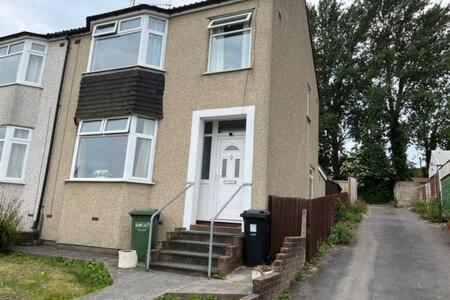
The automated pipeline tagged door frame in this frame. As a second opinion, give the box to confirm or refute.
[183,106,255,229]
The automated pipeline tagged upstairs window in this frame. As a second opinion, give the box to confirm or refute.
[89,15,167,72]
[0,126,32,183]
[306,83,312,119]
[71,116,157,182]
[208,12,252,73]
[0,40,46,86]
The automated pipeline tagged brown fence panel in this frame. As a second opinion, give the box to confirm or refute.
[268,196,307,258]
[269,193,349,261]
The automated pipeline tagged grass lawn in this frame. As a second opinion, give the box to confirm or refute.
[0,252,111,300]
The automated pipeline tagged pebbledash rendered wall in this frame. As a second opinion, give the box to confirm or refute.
[0,38,67,231]
[39,0,321,251]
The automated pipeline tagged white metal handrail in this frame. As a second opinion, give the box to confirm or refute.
[145,182,195,271]
[207,182,252,278]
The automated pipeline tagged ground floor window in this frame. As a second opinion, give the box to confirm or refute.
[71,115,157,182]
[0,126,32,183]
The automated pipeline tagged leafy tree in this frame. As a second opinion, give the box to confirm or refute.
[308,0,371,178]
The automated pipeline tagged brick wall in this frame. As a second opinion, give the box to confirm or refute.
[252,236,306,299]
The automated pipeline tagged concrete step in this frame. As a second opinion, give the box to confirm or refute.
[159,250,222,267]
[150,261,218,277]
[190,224,243,235]
[177,230,239,244]
[168,239,229,255]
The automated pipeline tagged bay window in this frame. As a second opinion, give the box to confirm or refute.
[89,15,167,72]
[208,12,252,73]
[71,116,157,182]
[0,126,32,183]
[0,40,47,86]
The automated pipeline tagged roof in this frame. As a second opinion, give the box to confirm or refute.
[430,150,450,166]
[0,0,236,43]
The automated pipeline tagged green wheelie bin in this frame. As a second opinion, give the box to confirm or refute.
[129,208,160,262]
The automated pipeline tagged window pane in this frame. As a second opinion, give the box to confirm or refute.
[204,122,213,134]
[218,120,246,133]
[95,23,116,35]
[147,33,162,67]
[31,43,46,52]
[25,55,44,83]
[201,137,212,180]
[0,46,7,56]
[225,145,239,151]
[80,120,102,133]
[6,143,27,178]
[0,127,5,139]
[221,159,227,178]
[132,138,151,178]
[8,42,24,54]
[235,158,240,178]
[209,13,250,28]
[74,136,127,178]
[91,32,140,71]
[209,30,250,72]
[105,118,128,132]
[0,54,21,85]
[0,141,3,162]
[136,118,155,135]
[13,129,30,139]
[120,18,141,31]
[149,17,166,33]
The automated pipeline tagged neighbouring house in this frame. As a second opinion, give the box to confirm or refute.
[37,0,321,275]
[0,32,69,231]
[429,149,450,178]
[440,161,450,211]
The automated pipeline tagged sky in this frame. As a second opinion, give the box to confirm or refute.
[1,0,443,167]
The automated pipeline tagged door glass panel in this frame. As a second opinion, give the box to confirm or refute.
[235,159,240,178]
[204,122,213,134]
[221,159,227,178]
[225,145,239,151]
[218,120,246,133]
[201,137,212,180]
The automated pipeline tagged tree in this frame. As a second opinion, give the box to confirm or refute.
[308,0,371,178]
[362,0,450,180]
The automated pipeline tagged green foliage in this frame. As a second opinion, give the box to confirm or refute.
[336,200,366,223]
[278,290,290,300]
[316,240,331,257]
[295,262,311,282]
[155,295,181,300]
[0,194,22,253]
[328,222,352,245]
[425,199,441,223]
[411,199,428,214]
[352,200,368,215]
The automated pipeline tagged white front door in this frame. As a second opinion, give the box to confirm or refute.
[214,136,245,221]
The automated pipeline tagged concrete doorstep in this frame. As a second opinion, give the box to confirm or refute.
[15,245,253,299]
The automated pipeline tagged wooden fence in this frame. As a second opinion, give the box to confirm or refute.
[269,192,349,260]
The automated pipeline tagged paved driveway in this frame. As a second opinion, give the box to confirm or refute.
[290,206,450,300]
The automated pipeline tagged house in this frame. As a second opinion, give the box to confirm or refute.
[36,0,321,274]
[0,31,69,232]
[429,149,450,178]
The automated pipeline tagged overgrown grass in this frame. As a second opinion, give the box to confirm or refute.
[294,262,310,281]
[278,290,290,300]
[0,195,22,253]
[0,252,111,299]
[328,221,352,245]
[411,199,441,223]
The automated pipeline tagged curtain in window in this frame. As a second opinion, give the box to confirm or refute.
[147,34,162,67]
[25,55,43,83]
[210,35,224,72]
[6,143,26,178]
[0,54,21,85]
[133,138,151,178]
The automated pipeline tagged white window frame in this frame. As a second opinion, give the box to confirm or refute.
[0,39,47,87]
[70,115,157,183]
[207,12,253,73]
[0,126,32,184]
[306,83,312,118]
[308,167,315,199]
[87,15,168,73]
[92,21,118,37]
[207,12,252,29]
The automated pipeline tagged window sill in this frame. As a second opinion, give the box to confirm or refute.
[0,82,43,89]
[203,67,252,76]
[0,179,26,185]
[65,178,155,185]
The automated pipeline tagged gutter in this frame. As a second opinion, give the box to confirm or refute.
[32,36,71,232]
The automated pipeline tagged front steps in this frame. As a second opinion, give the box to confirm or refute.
[151,224,243,276]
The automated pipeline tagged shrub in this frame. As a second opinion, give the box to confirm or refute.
[425,199,441,223]
[328,221,352,245]
[0,195,22,253]
[411,199,427,214]
[336,200,365,224]
[352,200,368,215]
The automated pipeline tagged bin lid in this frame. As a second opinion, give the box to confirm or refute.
[129,208,158,216]
[240,209,270,218]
